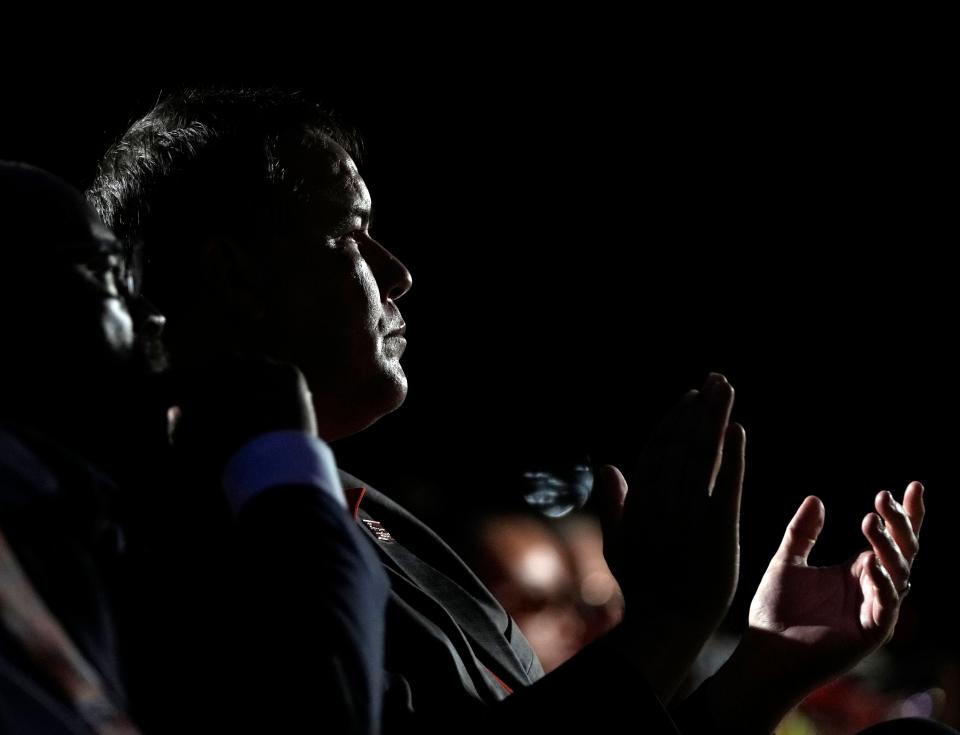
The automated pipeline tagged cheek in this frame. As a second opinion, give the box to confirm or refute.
[332,258,382,335]
[102,299,135,354]
[275,261,380,355]
[357,262,382,330]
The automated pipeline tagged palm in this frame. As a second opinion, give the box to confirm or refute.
[593,374,745,702]
[599,376,743,631]
[750,553,886,659]
[743,488,923,688]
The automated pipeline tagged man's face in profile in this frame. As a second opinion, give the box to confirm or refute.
[256,139,413,440]
[45,206,136,375]
[72,213,135,356]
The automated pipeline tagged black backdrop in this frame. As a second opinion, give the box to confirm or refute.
[2,56,953,661]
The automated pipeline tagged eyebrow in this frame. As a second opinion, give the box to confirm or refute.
[330,202,374,232]
[56,236,123,258]
[98,237,124,255]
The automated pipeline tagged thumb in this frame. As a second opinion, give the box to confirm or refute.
[710,423,746,533]
[594,464,628,550]
[773,496,825,565]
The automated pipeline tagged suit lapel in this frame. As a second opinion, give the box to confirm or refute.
[341,472,537,691]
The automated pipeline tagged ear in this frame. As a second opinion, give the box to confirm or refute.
[199,234,267,316]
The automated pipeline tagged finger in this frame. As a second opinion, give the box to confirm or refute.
[862,512,911,591]
[643,374,729,453]
[874,490,920,566]
[594,464,628,545]
[689,373,735,497]
[773,496,825,565]
[593,464,628,578]
[850,549,875,578]
[647,389,701,444]
[902,481,925,536]
[711,423,745,531]
[634,375,732,516]
[861,551,899,632]
[858,551,880,630]
[634,389,701,510]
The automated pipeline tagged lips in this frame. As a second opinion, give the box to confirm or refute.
[383,328,407,358]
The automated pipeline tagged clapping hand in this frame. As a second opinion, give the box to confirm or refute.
[745,483,924,687]
[594,373,745,699]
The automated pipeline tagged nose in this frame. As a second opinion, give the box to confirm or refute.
[368,237,412,302]
[128,294,166,340]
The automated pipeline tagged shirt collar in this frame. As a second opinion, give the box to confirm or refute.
[344,486,366,519]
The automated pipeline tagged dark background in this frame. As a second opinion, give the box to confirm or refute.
[2,53,953,663]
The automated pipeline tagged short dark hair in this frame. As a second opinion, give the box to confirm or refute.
[86,88,361,303]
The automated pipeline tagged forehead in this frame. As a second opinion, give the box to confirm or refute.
[291,140,371,227]
[85,211,121,253]
[41,206,121,264]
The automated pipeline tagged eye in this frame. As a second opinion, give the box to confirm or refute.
[118,265,137,296]
[335,230,364,249]
[82,253,130,297]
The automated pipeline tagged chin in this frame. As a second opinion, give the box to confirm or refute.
[364,367,408,424]
[324,369,407,441]
[379,368,408,414]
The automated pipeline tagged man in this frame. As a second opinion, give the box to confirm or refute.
[0,161,391,734]
[87,89,930,733]
[0,160,145,734]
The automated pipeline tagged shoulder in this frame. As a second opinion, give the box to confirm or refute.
[0,427,60,508]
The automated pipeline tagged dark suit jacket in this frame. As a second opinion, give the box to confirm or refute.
[113,458,392,735]
[0,426,126,734]
[341,471,680,735]
[1,425,392,735]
